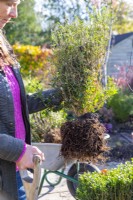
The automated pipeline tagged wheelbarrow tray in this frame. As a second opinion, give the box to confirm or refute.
[32,143,72,171]
[32,134,109,171]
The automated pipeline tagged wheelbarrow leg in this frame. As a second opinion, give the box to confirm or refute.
[20,155,41,200]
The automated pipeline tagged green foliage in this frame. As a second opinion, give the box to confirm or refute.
[38,0,115,43]
[112,0,133,34]
[4,0,44,45]
[24,76,44,94]
[107,90,133,122]
[30,109,67,142]
[51,6,115,115]
[13,44,53,87]
[23,76,67,142]
[77,160,133,200]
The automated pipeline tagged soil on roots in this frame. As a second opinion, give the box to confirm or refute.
[60,116,109,163]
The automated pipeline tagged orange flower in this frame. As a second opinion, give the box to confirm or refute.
[101,169,108,174]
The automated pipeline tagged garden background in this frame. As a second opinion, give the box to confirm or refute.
[4,0,133,143]
[3,1,133,199]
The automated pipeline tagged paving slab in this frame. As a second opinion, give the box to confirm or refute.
[38,169,75,200]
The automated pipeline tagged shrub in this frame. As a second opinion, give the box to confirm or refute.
[107,90,133,122]
[113,65,133,93]
[51,6,115,116]
[13,44,54,87]
[77,160,133,200]
[23,76,67,142]
[24,76,44,93]
[30,109,67,142]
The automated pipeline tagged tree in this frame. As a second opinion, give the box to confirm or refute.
[4,0,44,45]
[36,0,93,43]
[112,0,133,34]
[37,0,133,43]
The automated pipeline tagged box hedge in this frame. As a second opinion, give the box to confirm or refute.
[77,160,133,200]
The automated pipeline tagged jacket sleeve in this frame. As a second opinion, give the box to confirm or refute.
[0,134,24,162]
[27,88,63,114]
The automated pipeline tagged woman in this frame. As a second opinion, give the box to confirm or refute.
[0,0,63,199]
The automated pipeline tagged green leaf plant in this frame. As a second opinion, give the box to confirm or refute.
[51,3,116,116]
[77,160,133,200]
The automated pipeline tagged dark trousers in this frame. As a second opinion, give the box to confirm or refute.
[16,171,27,200]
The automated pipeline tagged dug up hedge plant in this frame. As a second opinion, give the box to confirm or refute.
[51,5,116,116]
[77,160,133,200]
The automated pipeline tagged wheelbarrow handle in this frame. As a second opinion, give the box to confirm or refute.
[20,155,41,200]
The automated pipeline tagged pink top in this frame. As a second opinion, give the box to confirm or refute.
[4,66,26,162]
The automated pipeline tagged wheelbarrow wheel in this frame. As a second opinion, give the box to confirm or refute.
[67,163,100,197]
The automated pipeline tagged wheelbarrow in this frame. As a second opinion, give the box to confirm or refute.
[32,133,110,198]
[20,134,110,199]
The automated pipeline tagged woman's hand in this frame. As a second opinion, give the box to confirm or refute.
[16,144,45,170]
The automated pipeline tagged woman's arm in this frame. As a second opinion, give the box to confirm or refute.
[0,134,44,169]
[0,134,24,162]
[27,88,63,114]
